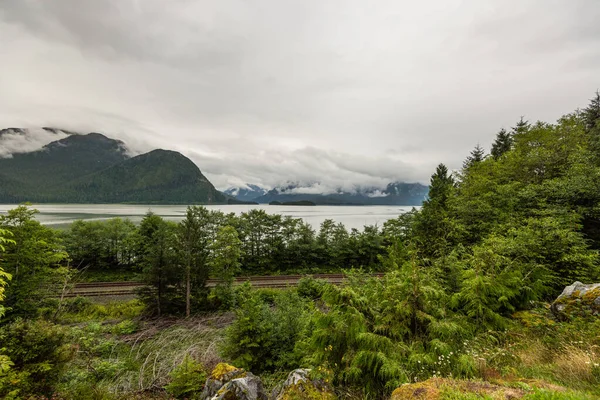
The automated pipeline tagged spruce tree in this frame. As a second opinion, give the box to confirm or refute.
[583,90,600,132]
[511,116,530,137]
[490,128,513,159]
[426,163,454,207]
[583,91,600,156]
[138,212,179,316]
[462,144,485,170]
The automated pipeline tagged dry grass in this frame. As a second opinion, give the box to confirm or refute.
[552,344,599,385]
[107,313,233,395]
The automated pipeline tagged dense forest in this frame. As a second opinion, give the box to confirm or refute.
[1,93,600,399]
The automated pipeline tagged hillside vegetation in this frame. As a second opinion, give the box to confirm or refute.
[0,132,226,204]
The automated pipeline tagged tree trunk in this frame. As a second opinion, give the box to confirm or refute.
[186,262,191,318]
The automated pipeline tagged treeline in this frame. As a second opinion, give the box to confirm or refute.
[64,211,389,276]
[68,208,390,315]
[0,204,391,319]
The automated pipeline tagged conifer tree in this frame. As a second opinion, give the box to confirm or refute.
[490,128,513,159]
[138,212,178,316]
[583,91,600,156]
[511,116,530,137]
[413,164,458,259]
[583,91,600,132]
[462,144,485,169]
[209,226,243,309]
[426,164,454,207]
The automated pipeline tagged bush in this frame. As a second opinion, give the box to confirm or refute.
[221,290,313,373]
[297,276,329,299]
[0,319,73,399]
[165,353,207,399]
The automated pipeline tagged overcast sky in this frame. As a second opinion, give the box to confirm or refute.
[1,1,599,190]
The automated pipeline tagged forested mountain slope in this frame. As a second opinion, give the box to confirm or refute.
[0,131,226,204]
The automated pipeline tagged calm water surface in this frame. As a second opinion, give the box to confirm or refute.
[0,204,418,230]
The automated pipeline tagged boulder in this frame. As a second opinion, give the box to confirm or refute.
[550,281,600,320]
[271,369,336,400]
[201,363,267,400]
[390,378,526,399]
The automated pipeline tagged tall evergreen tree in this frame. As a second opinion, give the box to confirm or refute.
[511,116,530,137]
[583,91,600,132]
[426,163,454,207]
[138,212,179,316]
[583,91,600,156]
[413,164,458,258]
[463,144,485,169]
[209,226,243,309]
[490,128,513,159]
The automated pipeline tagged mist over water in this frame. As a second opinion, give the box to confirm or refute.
[0,204,417,231]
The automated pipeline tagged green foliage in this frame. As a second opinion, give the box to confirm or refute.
[0,228,13,318]
[0,318,73,399]
[165,353,207,399]
[209,226,243,309]
[296,276,330,299]
[463,144,486,170]
[137,212,181,316]
[523,390,597,400]
[63,218,138,270]
[491,128,514,159]
[221,289,313,373]
[0,205,70,319]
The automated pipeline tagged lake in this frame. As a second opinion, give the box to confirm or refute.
[0,204,418,230]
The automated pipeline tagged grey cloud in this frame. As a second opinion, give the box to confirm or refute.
[0,128,69,158]
[1,0,599,190]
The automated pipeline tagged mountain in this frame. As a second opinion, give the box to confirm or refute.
[0,130,226,204]
[223,184,268,202]
[250,182,428,205]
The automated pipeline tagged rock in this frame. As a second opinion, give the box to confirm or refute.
[551,281,600,320]
[200,363,267,400]
[271,369,336,400]
[390,378,526,399]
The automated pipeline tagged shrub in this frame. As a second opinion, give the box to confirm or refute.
[221,290,313,373]
[165,353,207,399]
[297,276,329,299]
[0,319,73,398]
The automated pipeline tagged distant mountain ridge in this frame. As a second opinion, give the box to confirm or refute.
[228,182,428,205]
[0,129,226,204]
[223,184,268,202]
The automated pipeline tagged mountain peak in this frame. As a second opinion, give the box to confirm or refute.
[0,128,225,204]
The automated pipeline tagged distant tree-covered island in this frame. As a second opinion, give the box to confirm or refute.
[269,200,316,206]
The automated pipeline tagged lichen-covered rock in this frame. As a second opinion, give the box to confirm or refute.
[200,363,267,400]
[271,369,336,400]
[390,378,526,399]
[551,281,600,320]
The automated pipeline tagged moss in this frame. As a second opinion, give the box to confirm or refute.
[391,378,530,400]
[513,310,556,328]
[280,380,336,400]
[391,378,443,400]
[211,363,241,380]
[554,287,600,319]
[581,287,600,306]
